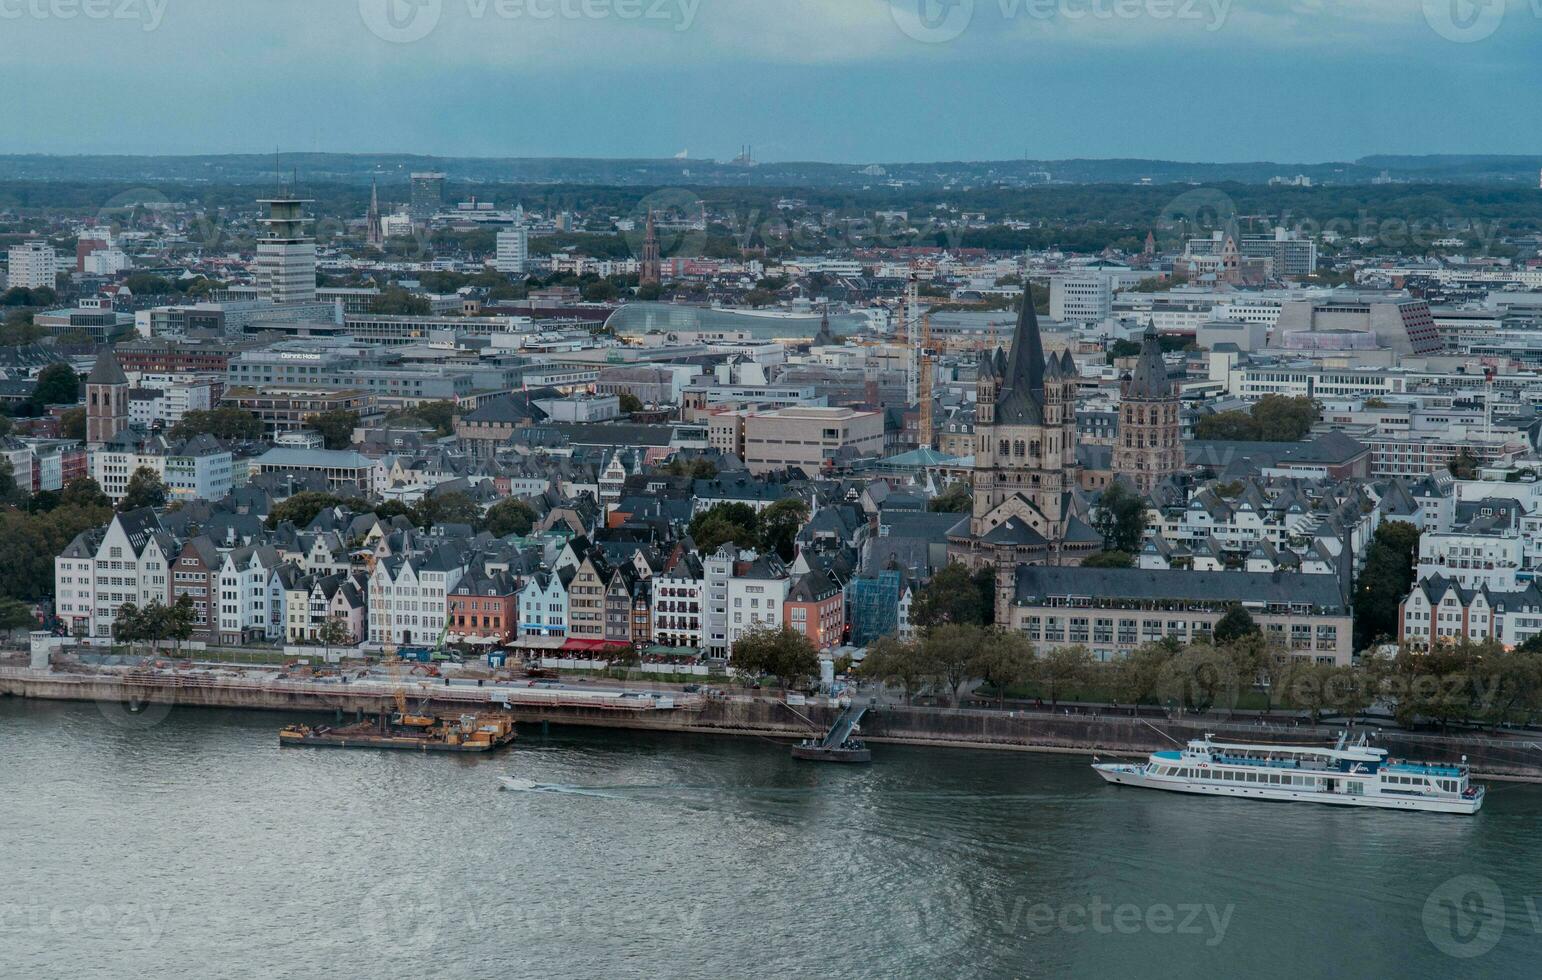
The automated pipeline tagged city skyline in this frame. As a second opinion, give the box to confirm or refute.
[4,1,1541,162]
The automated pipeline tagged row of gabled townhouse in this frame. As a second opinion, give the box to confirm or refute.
[1398,574,1542,650]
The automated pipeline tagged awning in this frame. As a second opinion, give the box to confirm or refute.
[561,638,631,653]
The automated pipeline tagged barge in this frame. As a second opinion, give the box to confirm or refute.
[279,710,517,753]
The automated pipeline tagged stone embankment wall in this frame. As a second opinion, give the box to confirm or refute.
[5,669,1540,780]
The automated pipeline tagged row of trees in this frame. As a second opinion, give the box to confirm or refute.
[111,596,197,653]
[1193,395,1321,443]
[854,620,1542,732]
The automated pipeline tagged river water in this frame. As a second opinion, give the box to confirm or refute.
[3,699,1539,979]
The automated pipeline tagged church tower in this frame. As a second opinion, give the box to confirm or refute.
[948,296,1100,622]
[1113,325,1182,494]
[366,176,384,248]
[86,349,129,446]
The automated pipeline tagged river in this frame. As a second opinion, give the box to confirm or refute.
[3,699,1538,978]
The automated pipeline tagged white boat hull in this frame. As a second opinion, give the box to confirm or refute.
[1094,763,1483,814]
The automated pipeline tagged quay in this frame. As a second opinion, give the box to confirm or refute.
[4,664,1542,782]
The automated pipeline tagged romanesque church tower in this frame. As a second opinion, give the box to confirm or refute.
[85,349,129,446]
[1113,325,1182,494]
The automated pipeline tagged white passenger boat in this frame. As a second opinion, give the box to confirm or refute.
[1093,732,1485,814]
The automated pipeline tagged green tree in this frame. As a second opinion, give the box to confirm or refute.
[1352,520,1420,650]
[1036,644,1094,706]
[617,391,643,413]
[414,492,482,529]
[582,280,619,302]
[919,623,984,703]
[387,400,457,437]
[317,615,353,657]
[169,407,263,441]
[970,630,1036,705]
[0,596,36,639]
[688,503,760,554]
[119,466,168,512]
[1250,395,1321,441]
[60,477,110,510]
[1158,642,1238,713]
[858,635,933,704]
[60,407,86,442]
[636,282,663,301]
[265,491,345,529]
[730,626,820,689]
[660,456,717,479]
[1212,605,1259,646]
[1081,550,1134,569]
[758,497,810,561]
[1448,448,1480,480]
[485,498,537,538]
[369,287,430,315]
[305,409,360,450]
[30,363,80,407]
[1111,641,1174,707]
[908,563,991,628]
[1094,481,1148,553]
[928,481,972,513]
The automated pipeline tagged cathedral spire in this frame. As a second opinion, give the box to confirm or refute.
[995,295,1047,424]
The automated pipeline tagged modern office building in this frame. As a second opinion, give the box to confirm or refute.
[254,191,316,305]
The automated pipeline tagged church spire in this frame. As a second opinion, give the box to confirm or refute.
[995,294,1047,424]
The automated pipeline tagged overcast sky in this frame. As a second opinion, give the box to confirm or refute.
[5,0,1540,162]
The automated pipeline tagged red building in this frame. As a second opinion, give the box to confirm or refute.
[448,570,519,644]
[784,570,844,652]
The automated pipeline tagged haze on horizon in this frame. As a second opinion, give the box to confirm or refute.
[4,0,1540,163]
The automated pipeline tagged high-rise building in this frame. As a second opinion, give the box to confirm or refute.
[410,172,446,221]
[86,348,130,446]
[7,241,59,290]
[495,226,529,274]
[947,298,1102,622]
[1113,325,1183,494]
[255,190,316,306]
[639,210,662,286]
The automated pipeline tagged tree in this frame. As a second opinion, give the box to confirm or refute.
[730,626,819,689]
[167,595,196,654]
[1036,644,1094,706]
[919,623,983,703]
[582,280,619,302]
[1111,641,1173,707]
[970,630,1036,705]
[31,363,80,407]
[168,407,263,442]
[1158,643,1237,713]
[1448,448,1480,480]
[485,498,537,538]
[617,391,643,414]
[60,407,86,442]
[119,467,168,512]
[59,477,110,510]
[1194,396,1320,442]
[0,597,36,639]
[660,456,717,479]
[114,602,144,652]
[908,563,992,628]
[1081,550,1134,569]
[266,491,344,530]
[414,491,482,529]
[688,503,760,554]
[858,635,933,704]
[1094,482,1148,554]
[386,400,457,438]
[317,616,353,657]
[305,409,360,450]
[1353,520,1421,650]
[369,287,430,315]
[636,282,663,301]
[1212,605,1259,646]
[928,481,972,513]
[758,497,810,561]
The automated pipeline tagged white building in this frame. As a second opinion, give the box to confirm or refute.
[517,569,570,637]
[367,550,465,648]
[495,226,529,274]
[651,555,705,650]
[54,509,174,641]
[82,248,130,276]
[703,545,734,657]
[7,241,59,290]
[216,547,279,645]
[726,555,789,649]
[1416,530,1524,592]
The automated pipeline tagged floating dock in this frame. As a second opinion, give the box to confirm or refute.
[791,701,871,763]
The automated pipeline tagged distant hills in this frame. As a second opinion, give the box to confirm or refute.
[0,153,1537,188]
